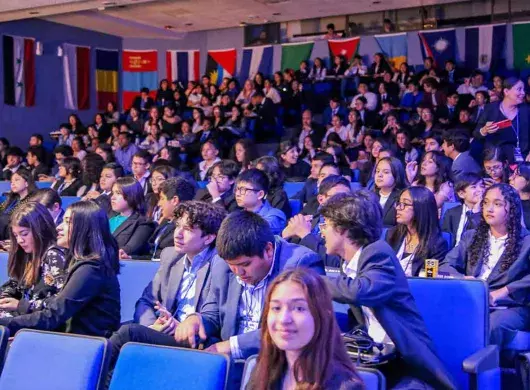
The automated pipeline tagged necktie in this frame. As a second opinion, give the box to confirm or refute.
[463,211,474,232]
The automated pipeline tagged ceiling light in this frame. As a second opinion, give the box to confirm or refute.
[372,1,381,3]
[29,11,40,15]
[164,25,174,30]
[239,22,248,27]
[185,23,193,27]
[272,12,281,16]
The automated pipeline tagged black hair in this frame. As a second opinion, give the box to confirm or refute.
[61,157,82,179]
[29,188,62,208]
[318,175,350,196]
[159,177,196,202]
[210,160,240,180]
[82,153,105,187]
[236,168,270,193]
[27,146,45,163]
[113,177,146,215]
[96,144,115,163]
[455,172,483,197]
[320,191,382,247]
[133,149,152,164]
[254,156,286,190]
[31,133,44,143]
[54,145,73,157]
[174,201,227,249]
[140,87,150,94]
[102,163,124,179]
[514,162,530,193]
[216,210,275,260]
[416,151,452,193]
[7,146,24,158]
[319,162,340,176]
[355,96,367,105]
[0,138,10,148]
[375,157,408,192]
[442,130,470,153]
[67,201,120,275]
[313,152,335,165]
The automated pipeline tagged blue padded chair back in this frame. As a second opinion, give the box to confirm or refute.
[197,181,207,189]
[110,343,229,390]
[350,182,362,191]
[61,196,81,209]
[440,202,460,220]
[289,199,302,217]
[0,326,10,372]
[0,253,8,285]
[0,329,109,390]
[407,278,489,389]
[0,182,10,194]
[283,182,304,198]
[118,260,160,323]
[240,355,383,390]
[442,231,453,249]
[36,182,52,189]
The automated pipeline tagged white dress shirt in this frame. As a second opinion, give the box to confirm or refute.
[477,232,507,281]
[351,92,378,111]
[455,204,470,245]
[343,248,392,344]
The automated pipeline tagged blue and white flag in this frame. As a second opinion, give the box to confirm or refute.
[418,28,456,67]
[239,45,273,82]
[465,24,506,72]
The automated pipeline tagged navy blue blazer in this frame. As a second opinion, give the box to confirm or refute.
[199,237,324,358]
[440,230,530,307]
[451,151,482,181]
[134,246,217,326]
[113,212,157,256]
[325,240,456,389]
[441,205,481,247]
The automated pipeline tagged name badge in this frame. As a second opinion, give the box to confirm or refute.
[514,147,524,163]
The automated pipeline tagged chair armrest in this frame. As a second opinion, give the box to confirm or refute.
[463,345,499,373]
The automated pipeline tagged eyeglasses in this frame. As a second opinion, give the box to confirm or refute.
[484,165,503,172]
[235,186,260,195]
[394,201,413,210]
[318,222,328,231]
[210,174,228,182]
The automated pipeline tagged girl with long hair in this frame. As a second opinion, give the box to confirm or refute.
[406,150,455,208]
[0,202,67,318]
[440,184,530,346]
[146,165,176,222]
[277,140,310,181]
[254,156,292,218]
[0,168,37,216]
[51,156,84,197]
[232,138,258,171]
[386,187,448,276]
[0,201,121,336]
[247,268,363,390]
[373,157,408,227]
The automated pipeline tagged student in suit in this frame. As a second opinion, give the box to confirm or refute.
[247,268,364,390]
[83,163,124,217]
[51,157,84,197]
[107,201,227,367]
[234,169,286,235]
[440,184,530,347]
[191,140,222,182]
[194,159,239,212]
[320,191,456,389]
[292,152,334,206]
[174,211,324,359]
[323,97,348,126]
[109,177,156,259]
[29,188,65,227]
[26,146,50,181]
[132,87,155,116]
[1,147,24,181]
[442,173,484,247]
[374,157,408,227]
[300,163,341,216]
[442,130,481,180]
[0,201,121,337]
[283,175,351,268]
[131,150,152,197]
[386,187,449,276]
[351,96,379,129]
[254,156,291,218]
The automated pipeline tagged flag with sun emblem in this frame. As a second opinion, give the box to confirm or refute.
[328,37,360,62]
[205,48,237,85]
[418,28,456,68]
[3,34,36,107]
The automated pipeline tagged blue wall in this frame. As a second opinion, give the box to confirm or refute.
[0,19,122,148]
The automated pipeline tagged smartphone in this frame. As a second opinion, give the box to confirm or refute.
[494,119,512,129]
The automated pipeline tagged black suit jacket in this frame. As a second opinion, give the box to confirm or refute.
[147,220,175,259]
[441,205,481,247]
[52,178,84,197]
[474,102,530,162]
[194,187,239,213]
[31,164,51,181]
[441,230,530,307]
[132,96,154,113]
[385,228,449,276]
[378,188,400,227]
[325,240,456,389]
[0,258,120,337]
[113,212,156,256]
[268,187,291,218]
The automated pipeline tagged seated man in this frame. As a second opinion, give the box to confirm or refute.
[301,162,341,215]
[321,191,456,389]
[1,147,24,181]
[27,145,51,181]
[441,130,481,180]
[194,159,239,212]
[234,168,286,235]
[283,175,351,267]
[292,152,334,206]
[108,201,227,366]
[175,210,325,360]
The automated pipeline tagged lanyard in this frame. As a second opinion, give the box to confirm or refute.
[500,104,520,148]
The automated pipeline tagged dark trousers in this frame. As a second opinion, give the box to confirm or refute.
[490,307,530,347]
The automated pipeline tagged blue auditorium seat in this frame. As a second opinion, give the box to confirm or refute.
[118,260,160,323]
[283,182,304,198]
[0,253,7,285]
[0,329,110,390]
[442,231,453,249]
[240,355,384,390]
[36,182,52,189]
[440,202,460,220]
[0,182,10,194]
[109,343,229,390]
[0,326,9,372]
[288,199,302,217]
[408,278,500,389]
[197,181,207,189]
[350,182,362,191]
[61,196,81,209]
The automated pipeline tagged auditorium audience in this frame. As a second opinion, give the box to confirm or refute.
[247,268,363,390]
[51,156,84,197]
[29,188,65,226]
[254,156,291,218]
[194,159,239,212]
[0,201,120,336]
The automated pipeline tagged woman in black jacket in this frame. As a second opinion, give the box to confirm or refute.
[51,156,84,197]
[109,177,156,258]
[386,186,448,276]
[0,201,121,337]
[374,157,408,227]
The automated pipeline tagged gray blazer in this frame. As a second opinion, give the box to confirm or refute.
[325,240,456,389]
[134,246,217,326]
[200,236,325,359]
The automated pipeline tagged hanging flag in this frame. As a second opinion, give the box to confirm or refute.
[328,37,360,62]
[205,48,236,85]
[3,35,35,107]
[281,42,314,71]
[96,48,119,110]
[465,24,506,72]
[62,43,90,110]
[418,28,456,67]
[374,33,408,70]
[239,45,273,82]
[166,50,200,83]
[122,50,158,110]
[513,22,530,70]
